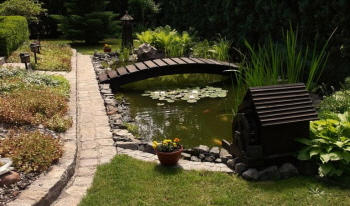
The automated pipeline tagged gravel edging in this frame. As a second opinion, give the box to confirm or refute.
[7,49,78,206]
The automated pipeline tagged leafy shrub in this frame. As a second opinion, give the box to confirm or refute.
[0,87,71,131]
[296,113,350,177]
[0,16,29,56]
[7,41,72,71]
[0,130,63,173]
[45,114,73,132]
[320,91,350,115]
[136,25,193,57]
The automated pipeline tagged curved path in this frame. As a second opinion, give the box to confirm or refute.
[98,57,238,87]
[8,53,232,206]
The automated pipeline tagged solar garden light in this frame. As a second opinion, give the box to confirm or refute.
[30,43,40,64]
[120,11,134,50]
[19,53,30,70]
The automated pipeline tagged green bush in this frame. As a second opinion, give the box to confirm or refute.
[0,130,63,173]
[136,25,193,58]
[0,16,29,56]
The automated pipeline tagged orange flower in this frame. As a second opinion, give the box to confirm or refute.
[174,138,180,143]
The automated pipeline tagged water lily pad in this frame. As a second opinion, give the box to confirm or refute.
[166,99,175,103]
[217,93,227,98]
[187,99,197,103]
[157,103,165,106]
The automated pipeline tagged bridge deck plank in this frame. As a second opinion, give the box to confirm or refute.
[180,57,196,64]
[190,58,206,64]
[219,61,237,67]
[98,72,109,82]
[153,59,168,67]
[126,65,138,73]
[162,58,177,65]
[117,67,128,76]
[198,58,216,64]
[144,60,158,68]
[134,62,148,70]
[171,58,187,64]
[202,58,222,65]
[107,70,118,78]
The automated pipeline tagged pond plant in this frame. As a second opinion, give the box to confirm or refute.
[142,86,228,104]
[236,26,336,91]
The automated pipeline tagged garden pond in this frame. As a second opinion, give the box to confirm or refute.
[116,74,240,148]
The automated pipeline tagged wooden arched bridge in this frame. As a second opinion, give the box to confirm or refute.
[97,57,238,87]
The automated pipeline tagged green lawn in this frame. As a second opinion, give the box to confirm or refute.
[79,155,350,206]
[44,38,140,55]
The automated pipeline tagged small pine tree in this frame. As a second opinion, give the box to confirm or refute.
[55,0,119,44]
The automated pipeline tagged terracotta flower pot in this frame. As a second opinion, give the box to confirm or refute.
[155,146,183,166]
[103,48,112,53]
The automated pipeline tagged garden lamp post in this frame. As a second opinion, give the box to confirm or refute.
[30,43,40,64]
[19,53,30,70]
[120,11,134,50]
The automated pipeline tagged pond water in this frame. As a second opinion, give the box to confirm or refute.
[117,75,239,148]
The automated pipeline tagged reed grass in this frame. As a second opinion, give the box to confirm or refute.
[239,26,336,91]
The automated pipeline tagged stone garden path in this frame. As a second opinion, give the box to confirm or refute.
[8,51,232,206]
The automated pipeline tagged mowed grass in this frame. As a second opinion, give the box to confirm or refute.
[45,38,141,55]
[79,155,350,206]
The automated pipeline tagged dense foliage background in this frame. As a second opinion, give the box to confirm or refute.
[0,0,348,84]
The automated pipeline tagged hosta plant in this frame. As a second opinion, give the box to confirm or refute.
[296,112,350,177]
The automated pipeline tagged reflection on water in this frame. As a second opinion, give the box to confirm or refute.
[119,85,236,148]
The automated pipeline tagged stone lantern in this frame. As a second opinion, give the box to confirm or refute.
[120,11,134,50]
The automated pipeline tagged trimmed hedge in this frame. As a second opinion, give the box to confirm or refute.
[0,16,29,57]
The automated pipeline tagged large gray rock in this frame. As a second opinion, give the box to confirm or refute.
[279,163,299,178]
[235,163,248,175]
[181,152,192,160]
[204,155,216,162]
[210,147,220,158]
[197,145,210,153]
[226,159,235,169]
[219,148,230,157]
[191,156,201,162]
[145,143,155,154]
[136,43,157,61]
[258,166,281,181]
[0,171,21,186]
[232,157,245,166]
[242,168,259,181]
